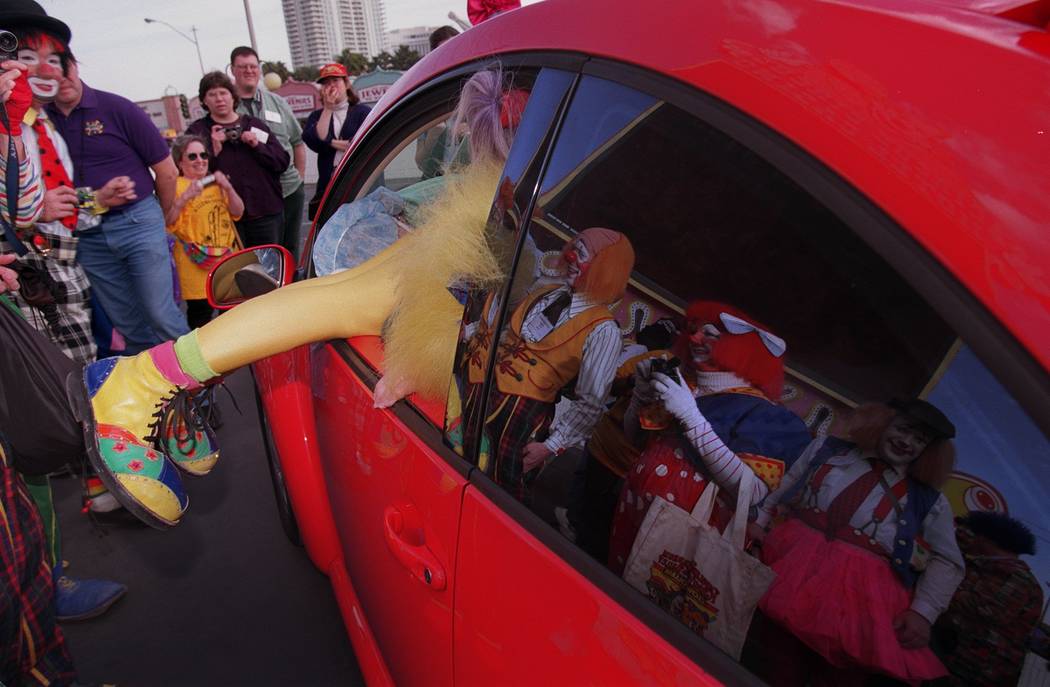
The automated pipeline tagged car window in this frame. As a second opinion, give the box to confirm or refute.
[459,72,1050,677]
[445,67,577,452]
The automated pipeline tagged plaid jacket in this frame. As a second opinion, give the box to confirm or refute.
[0,223,96,365]
[935,524,1044,687]
[0,434,76,686]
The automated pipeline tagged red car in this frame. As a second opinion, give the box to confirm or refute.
[221,0,1050,683]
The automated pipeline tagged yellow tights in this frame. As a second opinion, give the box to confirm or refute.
[196,238,406,374]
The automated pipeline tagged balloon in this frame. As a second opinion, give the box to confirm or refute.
[263,72,282,90]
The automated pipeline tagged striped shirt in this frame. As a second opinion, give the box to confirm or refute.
[519,286,621,453]
[0,154,44,229]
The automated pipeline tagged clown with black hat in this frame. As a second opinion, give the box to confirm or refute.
[748,398,965,684]
[1,0,128,651]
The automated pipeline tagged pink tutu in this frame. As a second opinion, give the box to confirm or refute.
[759,519,947,682]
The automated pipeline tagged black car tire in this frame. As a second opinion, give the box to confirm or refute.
[252,371,302,547]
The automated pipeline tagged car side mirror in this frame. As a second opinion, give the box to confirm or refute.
[206,245,294,310]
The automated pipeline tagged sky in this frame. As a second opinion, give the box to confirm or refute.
[35,0,541,102]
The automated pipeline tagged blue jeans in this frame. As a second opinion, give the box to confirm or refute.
[76,196,189,355]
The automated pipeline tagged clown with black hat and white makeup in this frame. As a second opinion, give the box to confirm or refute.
[746,398,965,685]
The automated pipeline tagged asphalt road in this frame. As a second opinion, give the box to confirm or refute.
[53,367,364,687]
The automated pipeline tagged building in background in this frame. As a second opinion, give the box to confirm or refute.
[283,0,388,69]
[385,26,437,58]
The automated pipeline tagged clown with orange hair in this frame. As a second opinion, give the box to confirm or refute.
[607,301,812,573]
[460,227,635,498]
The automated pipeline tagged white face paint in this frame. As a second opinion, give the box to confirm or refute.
[877,414,933,466]
[687,322,721,369]
[17,45,63,104]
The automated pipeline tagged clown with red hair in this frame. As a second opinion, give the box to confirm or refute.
[461,227,635,498]
[607,301,811,572]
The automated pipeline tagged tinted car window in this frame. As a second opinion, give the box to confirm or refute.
[446,68,577,455]
[463,72,1050,676]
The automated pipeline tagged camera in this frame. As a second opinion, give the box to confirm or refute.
[0,31,17,63]
[223,125,243,142]
[649,356,681,381]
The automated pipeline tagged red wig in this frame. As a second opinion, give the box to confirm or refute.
[575,231,635,304]
[679,301,785,400]
[16,30,72,75]
[848,402,956,487]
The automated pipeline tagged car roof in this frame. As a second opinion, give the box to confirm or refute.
[364,0,1050,371]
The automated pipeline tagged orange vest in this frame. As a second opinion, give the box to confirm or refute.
[466,286,613,403]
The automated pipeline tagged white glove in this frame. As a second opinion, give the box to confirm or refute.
[652,371,702,427]
[631,358,657,404]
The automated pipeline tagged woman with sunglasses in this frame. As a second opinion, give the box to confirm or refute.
[607,301,811,575]
[166,134,244,327]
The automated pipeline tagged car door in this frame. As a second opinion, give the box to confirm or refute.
[448,61,1050,685]
[307,63,567,686]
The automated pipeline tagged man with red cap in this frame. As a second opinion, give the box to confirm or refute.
[461,228,635,500]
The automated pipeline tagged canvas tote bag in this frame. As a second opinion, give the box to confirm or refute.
[623,469,775,658]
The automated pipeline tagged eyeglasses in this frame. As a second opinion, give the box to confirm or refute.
[186,152,209,161]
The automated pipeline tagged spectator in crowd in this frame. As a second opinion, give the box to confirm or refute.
[46,42,187,355]
[932,511,1044,687]
[166,134,243,327]
[4,7,128,624]
[429,25,459,50]
[229,46,305,258]
[302,63,370,219]
[186,71,289,247]
[0,54,77,686]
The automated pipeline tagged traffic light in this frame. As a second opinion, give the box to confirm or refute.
[179,94,190,119]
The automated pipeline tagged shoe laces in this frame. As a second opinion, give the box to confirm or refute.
[146,383,238,458]
[144,389,191,456]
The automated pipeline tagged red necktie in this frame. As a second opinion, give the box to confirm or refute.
[32,117,78,231]
[824,459,885,537]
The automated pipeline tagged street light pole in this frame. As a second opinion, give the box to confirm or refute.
[144,18,205,75]
[242,0,259,54]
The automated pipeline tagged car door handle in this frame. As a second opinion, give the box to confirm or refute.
[383,504,447,591]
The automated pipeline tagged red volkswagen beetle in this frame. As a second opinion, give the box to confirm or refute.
[213,0,1050,683]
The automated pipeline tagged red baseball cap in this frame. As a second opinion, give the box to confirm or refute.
[317,63,349,82]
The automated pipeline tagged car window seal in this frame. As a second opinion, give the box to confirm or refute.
[458,70,583,466]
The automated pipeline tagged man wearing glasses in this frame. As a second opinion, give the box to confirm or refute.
[230,46,306,259]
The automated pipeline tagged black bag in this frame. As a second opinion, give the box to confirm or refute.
[0,298,83,475]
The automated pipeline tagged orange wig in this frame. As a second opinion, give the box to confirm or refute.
[848,402,956,487]
[575,230,635,304]
[679,301,785,400]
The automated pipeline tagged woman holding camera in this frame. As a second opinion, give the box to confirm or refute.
[166,134,244,327]
[186,71,288,248]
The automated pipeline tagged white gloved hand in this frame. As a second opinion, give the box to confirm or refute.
[652,371,702,427]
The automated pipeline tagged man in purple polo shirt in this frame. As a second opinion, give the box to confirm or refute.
[48,55,188,353]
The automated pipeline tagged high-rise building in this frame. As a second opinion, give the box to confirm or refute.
[385,26,438,59]
[283,0,388,70]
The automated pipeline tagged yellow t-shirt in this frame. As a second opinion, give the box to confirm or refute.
[168,177,241,300]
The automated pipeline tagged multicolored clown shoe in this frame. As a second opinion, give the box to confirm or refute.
[160,390,221,477]
[67,334,220,529]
